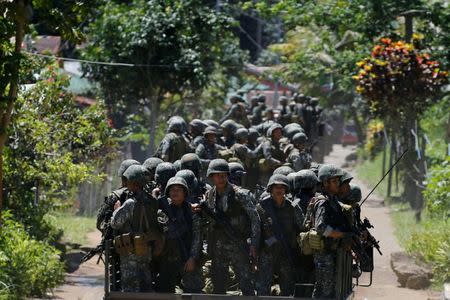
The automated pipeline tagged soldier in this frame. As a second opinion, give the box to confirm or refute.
[153,162,177,199]
[189,119,208,148]
[228,162,246,187]
[176,169,201,203]
[247,128,260,151]
[156,118,193,162]
[110,165,163,292]
[277,96,292,126]
[251,95,266,125]
[260,123,287,185]
[220,119,240,148]
[311,164,353,299]
[96,159,140,235]
[156,177,204,293]
[219,95,241,124]
[201,159,260,295]
[247,95,259,115]
[338,170,353,200]
[256,174,304,296]
[195,126,226,170]
[287,132,313,171]
[180,153,210,197]
[142,157,163,195]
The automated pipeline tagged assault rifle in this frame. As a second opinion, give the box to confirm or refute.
[199,201,257,271]
[81,240,105,264]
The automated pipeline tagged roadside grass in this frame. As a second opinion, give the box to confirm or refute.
[45,212,97,246]
[356,149,450,288]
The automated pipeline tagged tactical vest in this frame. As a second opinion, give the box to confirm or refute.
[167,132,188,162]
[260,197,298,249]
[207,185,251,241]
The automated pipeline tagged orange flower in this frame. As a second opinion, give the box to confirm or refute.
[380,38,392,45]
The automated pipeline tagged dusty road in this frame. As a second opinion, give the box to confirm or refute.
[51,144,439,299]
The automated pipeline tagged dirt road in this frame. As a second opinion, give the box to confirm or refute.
[52,144,439,299]
[324,145,439,300]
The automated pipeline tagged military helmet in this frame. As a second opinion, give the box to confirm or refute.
[165,176,189,196]
[229,162,246,177]
[346,184,362,204]
[279,96,288,105]
[203,119,220,130]
[258,94,266,103]
[220,119,239,134]
[167,117,186,134]
[123,165,146,185]
[142,157,163,175]
[297,169,320,189]
[273,165,295,176]
[292,132,308,145]
[203,126,217,136]
[180,153,202,176]
[318,164,344,182]
[207,159,230,177]
[189,119,208,133]
[283,123,304,138]
[310,97,319,106]
[118,159,140,177]
[173,160,182,172]
[250,96,258,105]
[155,162,177,187]
[248,127,260,142]
[287,172,301,193]
[266,123,283,137]
[235,128,249,141]
[340,170,353,185]
[229,94,243,103]
[267,174,290,192]
[175,170,197,194]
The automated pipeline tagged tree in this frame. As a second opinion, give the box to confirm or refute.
[81,0,246,156]
[0,0,95,221]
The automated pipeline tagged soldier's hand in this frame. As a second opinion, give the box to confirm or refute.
[191,203,202,213]
[152,187,160,199]
[184,257,196,273]
[113,200,121,211]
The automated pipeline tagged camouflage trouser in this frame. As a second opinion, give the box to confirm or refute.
[255,249,295,296]
[210,239,255,295]
[312,252,335,298]
[157,255,204,293]
[120,254,153,292]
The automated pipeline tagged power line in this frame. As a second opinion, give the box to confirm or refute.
[25,51,244,69]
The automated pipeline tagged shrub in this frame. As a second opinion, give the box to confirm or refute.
[0,211,65,299]
[406,217,450,286]
[423,157,450,218]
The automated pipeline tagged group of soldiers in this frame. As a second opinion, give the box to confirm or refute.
[96,93,366,299]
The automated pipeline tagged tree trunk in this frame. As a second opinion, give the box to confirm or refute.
[0,0,27,222]
[148,94,160,156]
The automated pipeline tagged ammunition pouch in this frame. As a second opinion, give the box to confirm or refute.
[113,232,161,257]
[340,204,354,226]
[298,230,324,255]
[219,149,234,161]
[258,158,271,172]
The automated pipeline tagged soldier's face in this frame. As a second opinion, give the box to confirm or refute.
[272,128,282,142]
[169,185,186,206]
[271,185,286,202]
[210,173,228,189]
[338,181,351,198]
[323,176,340,195]
[206,133,216,144]
[127,181,141,193]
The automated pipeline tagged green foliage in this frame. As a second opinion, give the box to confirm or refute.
[4,59,117,238]
[45,212,96,246]
[423,157,450,218]
[0,211,65,299]
[406,217,450,286]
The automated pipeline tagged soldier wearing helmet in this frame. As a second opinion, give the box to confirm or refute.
[277,96,292,126]
[287,132,313,171]
[189,119,208,148]
[156,177,204,293]
[195,126,226,173]
[201,159,260,296]
[153,162,177,199]
[310,164,353,299]
[156,117,193,162]
[219,94,250,128]
[260,123,287,185]
[110,165,163,292]
[251,94,267,125]
[255,174,304,296]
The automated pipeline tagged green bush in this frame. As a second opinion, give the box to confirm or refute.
[0,211,65,299]
[406,217,450,286]
[423,157,450,218]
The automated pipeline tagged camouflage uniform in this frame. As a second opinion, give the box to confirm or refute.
[156,178,204,293]
[204,182,260,295]
[110,166,162,292]
[256,175,304,296]
[260,124,286,185]
[157,120,193,162]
